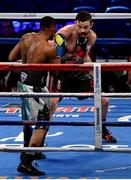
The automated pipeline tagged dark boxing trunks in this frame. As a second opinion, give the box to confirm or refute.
[20,71,47,87]
[60,71,93,93]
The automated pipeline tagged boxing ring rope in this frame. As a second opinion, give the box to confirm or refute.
[0,63,131,153]
[1,146,131,153]
[0,120,131,127]
[0,13,130,19]
[1,92,131,98]
[1,62,131,71]
[0,92,94,98]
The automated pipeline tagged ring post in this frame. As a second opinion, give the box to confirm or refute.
[94,63,102,150]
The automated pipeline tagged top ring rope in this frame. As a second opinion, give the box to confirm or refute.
[0,62,131,71]
[0,13,130,19]
[0,63,93,71]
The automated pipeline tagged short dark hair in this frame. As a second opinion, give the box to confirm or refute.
[75,11,92,22]
[40,16,56,29]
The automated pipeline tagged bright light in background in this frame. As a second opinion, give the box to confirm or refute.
[12,21,74,33]
[12,21,40,32]
[66,21,74,25]
[12,21,21,32]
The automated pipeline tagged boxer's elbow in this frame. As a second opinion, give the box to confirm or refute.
[8,52,14,61]
[8,51,20,61]
[8,51,15,61]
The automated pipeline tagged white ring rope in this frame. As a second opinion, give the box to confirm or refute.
[0,13,130,19]
[0,146,131,153]
[1,92,131,97]
[0,92,93,97]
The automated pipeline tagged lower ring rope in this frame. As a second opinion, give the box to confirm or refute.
[1,120,131,126]
[0,146,131,153]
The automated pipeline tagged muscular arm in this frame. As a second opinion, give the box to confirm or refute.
[56,25,77,54]
[57,26,71,39]
[47,46,61,64]
[84,31,97,62]
[8,40,21,61]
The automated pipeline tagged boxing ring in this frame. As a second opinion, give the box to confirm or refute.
[0,13,131,179]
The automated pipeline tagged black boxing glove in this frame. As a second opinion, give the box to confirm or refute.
[77,37,88,50]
